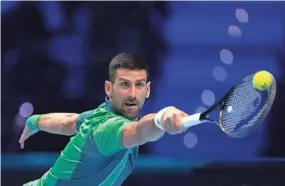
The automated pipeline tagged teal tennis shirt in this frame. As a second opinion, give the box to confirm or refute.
[24,98,139,186]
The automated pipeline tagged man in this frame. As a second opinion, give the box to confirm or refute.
[19,52,188,186]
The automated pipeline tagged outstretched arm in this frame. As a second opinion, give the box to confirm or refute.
[122,107,188,148]
[94,107,188,157]
[19,111,92,149]
[34,113,79,135]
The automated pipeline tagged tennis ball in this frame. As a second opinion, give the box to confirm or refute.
[252,70,273,91]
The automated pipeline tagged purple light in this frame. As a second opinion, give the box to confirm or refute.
[236,9,249,23]
[184,132,198,149]
[13,114,26,133]
[19,102,34,118]
[228,25,242,38]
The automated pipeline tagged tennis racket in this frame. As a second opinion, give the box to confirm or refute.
[181,71,276,138]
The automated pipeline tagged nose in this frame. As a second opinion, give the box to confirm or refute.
[129,85,137,99]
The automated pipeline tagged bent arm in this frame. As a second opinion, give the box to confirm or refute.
[122,114,165,148]
[37,113,79,135]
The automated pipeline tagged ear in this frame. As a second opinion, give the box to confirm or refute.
[105,80,112,97]
[146,82,151,98]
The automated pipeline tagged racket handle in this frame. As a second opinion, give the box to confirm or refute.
[182,113,205,129]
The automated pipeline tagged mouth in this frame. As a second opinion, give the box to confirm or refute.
[124,102,137,107]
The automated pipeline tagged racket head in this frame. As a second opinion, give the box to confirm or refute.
[218,72,276,138]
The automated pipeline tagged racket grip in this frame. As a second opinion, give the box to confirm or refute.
[182,113,204,129]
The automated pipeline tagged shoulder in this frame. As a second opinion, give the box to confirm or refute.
[83,105,131,128]
[95,114,132,131]
[92,113,135,156]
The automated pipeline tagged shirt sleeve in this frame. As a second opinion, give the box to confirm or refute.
[76,110,95,131]
[93,116,135,156]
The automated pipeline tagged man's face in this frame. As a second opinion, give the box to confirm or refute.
[105,68,150,120]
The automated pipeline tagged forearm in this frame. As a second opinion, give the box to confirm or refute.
[37,113,79,135]
[136,114,165,143]
[122,113,165,148]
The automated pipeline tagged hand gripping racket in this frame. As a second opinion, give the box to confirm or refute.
[181,71,276,138]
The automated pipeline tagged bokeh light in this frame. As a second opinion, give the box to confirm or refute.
[183,132,198,149]
[13,114,26,133]
[213,66,227,82]
[228,25,242,38]
[201,90,215,106]
[220,49,233,65]
[236,8,249,23]
[195,106,207,113]
[19,102,34,118]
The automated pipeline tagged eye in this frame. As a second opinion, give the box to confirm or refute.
[136,82,145,88]
[121,82,130,88]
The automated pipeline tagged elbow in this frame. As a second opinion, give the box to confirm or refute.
[60,113,79,135]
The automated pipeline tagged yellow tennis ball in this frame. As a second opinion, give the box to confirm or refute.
[252,70,273,91]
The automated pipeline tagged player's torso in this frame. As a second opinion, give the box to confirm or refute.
[40,106,139,186]
[40,133,138,186]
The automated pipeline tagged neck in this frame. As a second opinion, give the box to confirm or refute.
[106,97,140,121]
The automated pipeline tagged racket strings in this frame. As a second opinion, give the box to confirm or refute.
[221,75,276,137]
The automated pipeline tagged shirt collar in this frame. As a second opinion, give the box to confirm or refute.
[105,97,119,115]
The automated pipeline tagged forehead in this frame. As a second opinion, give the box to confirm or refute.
[115,68,147,81]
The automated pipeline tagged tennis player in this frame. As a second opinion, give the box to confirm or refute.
[19,52,188,186]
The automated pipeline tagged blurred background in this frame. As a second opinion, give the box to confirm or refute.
[2,1,285,186]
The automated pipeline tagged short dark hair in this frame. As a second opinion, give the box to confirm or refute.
[108,52,149,82]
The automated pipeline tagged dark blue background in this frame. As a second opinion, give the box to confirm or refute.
[2,1,285,185]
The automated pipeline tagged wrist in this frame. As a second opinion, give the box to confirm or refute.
[26,115,41,131]
[154,106,173,130]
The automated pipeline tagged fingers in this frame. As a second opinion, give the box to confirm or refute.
[19,133,27,149]
[20,141,25,149]
[177,111,189,131]
[174,112,187,133]
[163,114,178,135]
[19,127,28,140]
[19,126,31,149]
[180,111,189,118]
[161,108,188,135]
[19,132,28,149]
